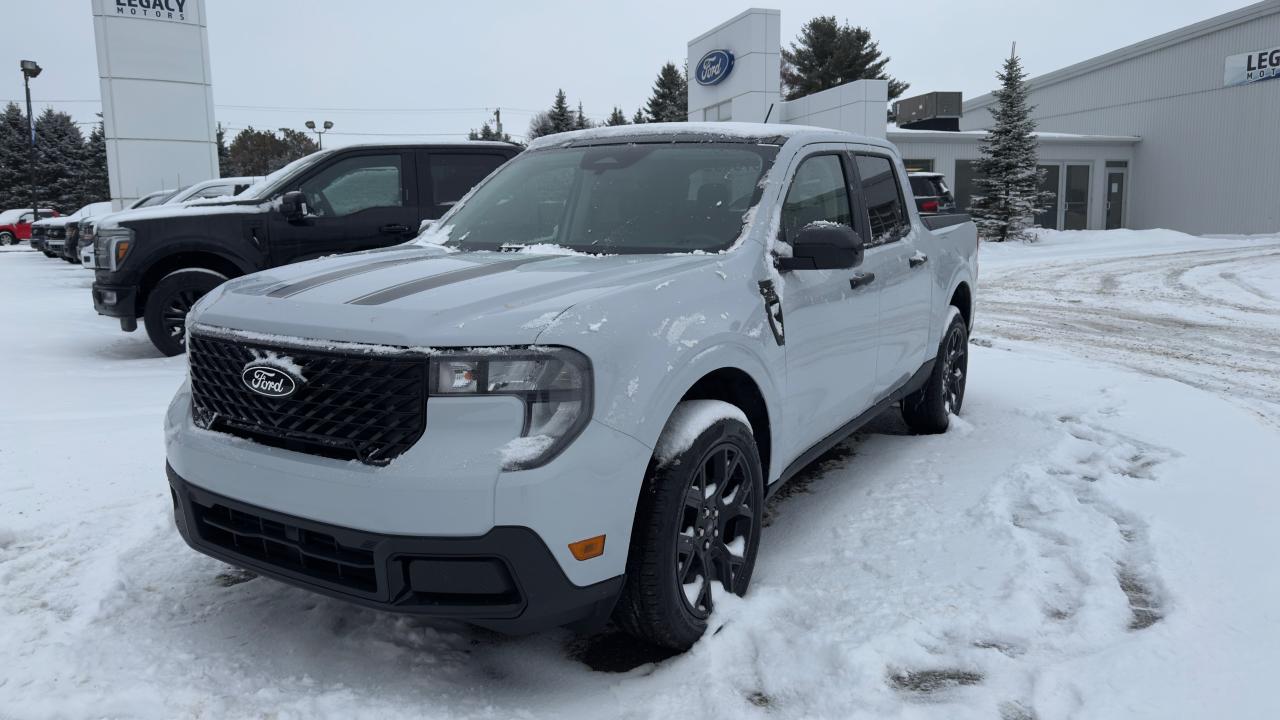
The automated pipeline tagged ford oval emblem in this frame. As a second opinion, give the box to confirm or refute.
[695,49,735,86]
[241,365,298,398]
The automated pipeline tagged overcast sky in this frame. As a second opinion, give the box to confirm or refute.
[0,0,1255,146]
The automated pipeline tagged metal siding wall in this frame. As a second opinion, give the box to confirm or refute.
[962,9,1280,234]
[890,137,1136,230]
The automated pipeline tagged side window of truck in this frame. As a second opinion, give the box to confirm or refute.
[299,154,403,218]
[430,154,508,215]
[854,154,909,246]
[780,154,853,244]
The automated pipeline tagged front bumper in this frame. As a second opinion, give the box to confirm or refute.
[92,282,139,319]
[169,465,624,632]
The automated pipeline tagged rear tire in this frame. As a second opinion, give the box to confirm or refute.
[614,406,763,650]
[901,308,968,434]
[143,270,226,357]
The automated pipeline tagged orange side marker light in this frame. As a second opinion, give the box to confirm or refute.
[568,535,606,561]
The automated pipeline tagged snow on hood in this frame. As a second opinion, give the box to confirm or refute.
[194,245,721,349]
[97,198,273,229]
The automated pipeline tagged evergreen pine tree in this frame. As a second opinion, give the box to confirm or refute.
[33,109,88,212]
[527,90,578,140]
[82,120,110,203]
[631,108,646,124]
[573,102,592,130]
[548,90,574,132]
[644,62,688,123]
[216,122,232,176]
[468,122,513,143]
[781,17,909,101]
[969,52,1049,243]
[0,102,31,211]
[605,107,629,126]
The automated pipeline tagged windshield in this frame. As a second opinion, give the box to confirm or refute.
[131,190,178,209]
[238,150,335,201]
[435,143,777,254]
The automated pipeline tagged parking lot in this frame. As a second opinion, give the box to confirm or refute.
[3,229,1279,719]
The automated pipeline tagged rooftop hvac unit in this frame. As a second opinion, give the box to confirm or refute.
[894,92,963,131]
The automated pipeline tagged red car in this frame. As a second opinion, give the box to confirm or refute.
[0,208,59,245]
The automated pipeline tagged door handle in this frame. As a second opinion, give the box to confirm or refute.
[909,252,928,268]
[848,272,875,290]
[380,224,411,234]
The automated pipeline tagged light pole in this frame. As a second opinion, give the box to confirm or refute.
[20,60,41,221]
[304,119,333,150]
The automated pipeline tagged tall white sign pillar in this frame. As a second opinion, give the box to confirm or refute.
[92,0,218,209]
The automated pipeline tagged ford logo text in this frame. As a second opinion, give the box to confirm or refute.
[241,365,299,398]
[695,49,735,86]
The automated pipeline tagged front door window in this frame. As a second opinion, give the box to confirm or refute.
[299,154,403,218]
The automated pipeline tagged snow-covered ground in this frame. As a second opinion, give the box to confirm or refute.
[2,229,1279,719]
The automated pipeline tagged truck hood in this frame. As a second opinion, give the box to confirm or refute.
[98,197,270,230]
[192,244,724,347]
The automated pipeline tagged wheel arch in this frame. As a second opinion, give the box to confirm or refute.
[669,366,773,485]
[136,248,250,315]
[949,280,973,330]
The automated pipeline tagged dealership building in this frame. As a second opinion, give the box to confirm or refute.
[689,2,1280,235]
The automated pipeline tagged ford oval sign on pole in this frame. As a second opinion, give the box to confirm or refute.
[695,49,735,86]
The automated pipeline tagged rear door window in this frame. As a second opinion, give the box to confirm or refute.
[855,154,909,245]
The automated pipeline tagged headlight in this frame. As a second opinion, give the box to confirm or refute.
[97,227,134,271]
[430,347,592,470]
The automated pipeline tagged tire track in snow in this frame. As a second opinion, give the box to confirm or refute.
[980,240,1280,427]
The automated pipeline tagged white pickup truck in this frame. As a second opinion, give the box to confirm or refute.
[164,123,978,650]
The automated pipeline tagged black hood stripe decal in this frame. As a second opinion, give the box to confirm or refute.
[346,255,554,306]
[265,253,440,299]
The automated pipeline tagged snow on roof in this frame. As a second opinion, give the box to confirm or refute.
[887,125,1141,144]
[527,121,893,151]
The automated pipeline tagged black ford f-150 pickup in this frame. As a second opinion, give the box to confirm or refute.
[92,142,520,355]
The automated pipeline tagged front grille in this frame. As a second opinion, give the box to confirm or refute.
[191,498,377,592]
[188,332,428,465]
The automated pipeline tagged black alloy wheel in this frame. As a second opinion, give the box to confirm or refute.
[901,309,969,434]
[143,270,227,356]
[940,320,968,416]
[675,442,757,618]
[615,412,763,650]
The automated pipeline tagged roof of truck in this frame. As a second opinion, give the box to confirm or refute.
[527,122,895,152]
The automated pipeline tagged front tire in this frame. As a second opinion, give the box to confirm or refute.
[614,405,763,650]
[41,250,56,258]
[0,231,14,246]
[143,270,226,357]
[901,308,969,434]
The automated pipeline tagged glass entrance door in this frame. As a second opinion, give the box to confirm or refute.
[1105,169,1127,229]
[1063,164,1090,230]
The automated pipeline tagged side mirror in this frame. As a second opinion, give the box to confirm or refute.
[279,190,307,220]
[418,218,436,234]
[776,222,864,271]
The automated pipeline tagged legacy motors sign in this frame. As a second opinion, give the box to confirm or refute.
[1224,44,1280,87]
[115,0,190,22]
